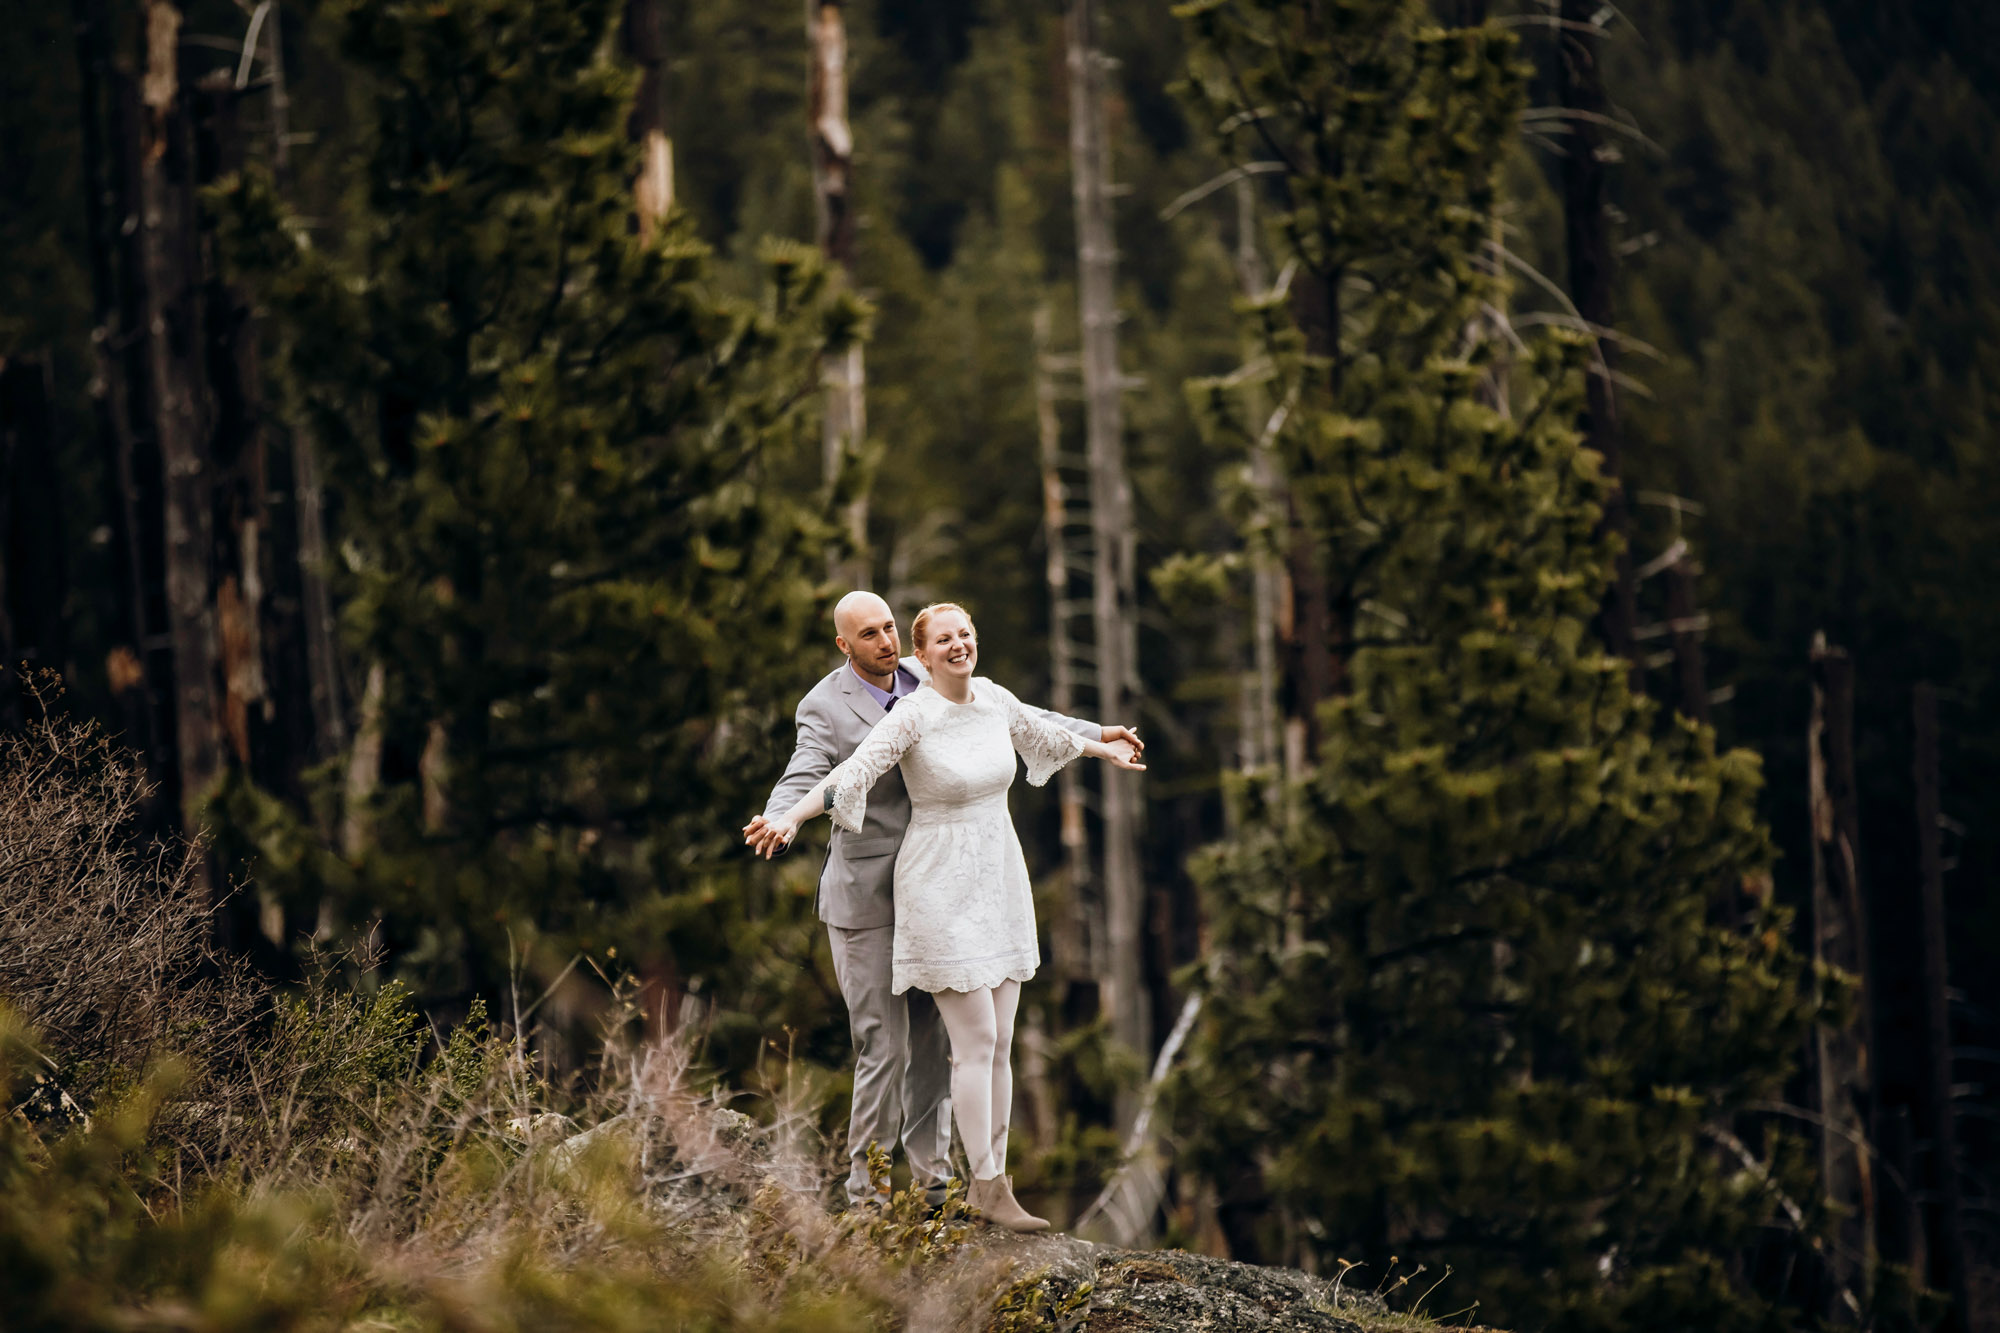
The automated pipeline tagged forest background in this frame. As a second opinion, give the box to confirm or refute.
[2,0,1999,1330]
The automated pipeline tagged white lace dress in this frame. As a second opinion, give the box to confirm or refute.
[825,679,1086,995]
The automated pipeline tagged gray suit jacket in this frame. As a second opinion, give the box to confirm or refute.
[764,657,1100,929]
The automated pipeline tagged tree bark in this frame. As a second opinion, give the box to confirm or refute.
[0,355,68,726]
[625,0,674,240]
[140,0,224,852]
[1912,683,1970,1333]
[74,0,173,796]
[229,7,341,773]
[1233,180,1281,784]
[1665,557,1709,723]
[292,430,345,762]
[1557,0,1637,680]
[194,76,275,779]
[808,1,867,577]
[342,660,387,858]
[1807,635,1874,1317]
[1035,307,1095,991]
[1067,0,1149,1108]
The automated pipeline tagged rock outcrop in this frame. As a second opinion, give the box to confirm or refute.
[924,1231,1421,1333]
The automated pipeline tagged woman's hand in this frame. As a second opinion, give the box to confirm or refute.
[1094,737,1146,771]
[742,812,798,859]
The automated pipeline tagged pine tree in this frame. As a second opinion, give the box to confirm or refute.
[210,0,864,1019]
[1164,4,1828,1327]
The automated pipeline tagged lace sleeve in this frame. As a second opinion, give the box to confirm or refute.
[824,703,927,833]
[995,682,1087,787]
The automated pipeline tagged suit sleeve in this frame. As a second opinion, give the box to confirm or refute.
[1028,702,1102,742]
[762,693,839,854]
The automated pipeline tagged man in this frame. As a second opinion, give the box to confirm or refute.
[742,591,1141,1208]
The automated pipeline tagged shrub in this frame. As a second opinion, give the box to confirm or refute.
[0,688,261,1115]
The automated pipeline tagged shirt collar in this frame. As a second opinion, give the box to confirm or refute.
[849,660,916,708]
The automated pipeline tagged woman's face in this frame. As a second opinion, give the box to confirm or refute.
[918,610,978,682]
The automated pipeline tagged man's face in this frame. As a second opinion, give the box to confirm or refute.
[836,603,901,676]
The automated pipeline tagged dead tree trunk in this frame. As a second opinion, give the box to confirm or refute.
[808,1,867,579]
[1665,558,1710,724]
[139,0,224,853]
[342,660,387,858]
[74,0,173,798]
[0,355,68,726]
[1912,683,1971,1333]
[1035,307,1095,987]
[1030,305,1094,1157]
[193,68,321,958]
[625,0,674,240]
[239,3,345,774]
[195,77,271,781]
[1282,258,1337,766]
[292,431,344,763]
[1233,179,1281,784]
[1557,0,1637,680]
[1067,0,1149,1106]
[1807,635,1875,1315]
[265,2,291,177]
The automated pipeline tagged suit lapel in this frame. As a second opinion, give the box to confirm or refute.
[840,667,887,729]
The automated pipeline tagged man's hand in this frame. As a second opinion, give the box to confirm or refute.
[742,813,798,860]
[1101,725,1144,755]
[1103,737,1147,772]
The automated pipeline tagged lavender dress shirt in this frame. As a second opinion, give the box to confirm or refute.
[852,661,920,711]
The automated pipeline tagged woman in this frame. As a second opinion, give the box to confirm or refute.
[754,602,1145,1231]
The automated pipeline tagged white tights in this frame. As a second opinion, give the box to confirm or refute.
[930,980,1021,1181]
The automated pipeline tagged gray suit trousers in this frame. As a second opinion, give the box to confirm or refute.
[827,922,951,1202]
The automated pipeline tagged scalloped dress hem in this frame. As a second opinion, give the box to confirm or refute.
[893,954,1039,997]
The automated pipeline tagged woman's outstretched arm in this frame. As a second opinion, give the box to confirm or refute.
[1000,682,1145,785]
[742,702,926,858]
[1081,734,1146,770]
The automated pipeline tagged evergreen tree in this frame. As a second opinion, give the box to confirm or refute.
[1600,4,2000,1311]
[212,0,864,1037]
[1164,4,1828,1327]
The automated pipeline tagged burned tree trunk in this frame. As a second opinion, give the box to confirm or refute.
[1067,0,1149,1105]
[1807,635,1875,1314]
[1557,0,1637,679]
[1912,683,1971,1333]
[808,1,867,577]
[139,0,223,849]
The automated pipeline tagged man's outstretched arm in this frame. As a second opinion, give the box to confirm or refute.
[1025,699,1143,755]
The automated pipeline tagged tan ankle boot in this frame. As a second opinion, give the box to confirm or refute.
[999,1175,1050,1232]
[969,1174,1050,1233]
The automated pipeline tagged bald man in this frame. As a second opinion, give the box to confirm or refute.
[748,592,1141,1209]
